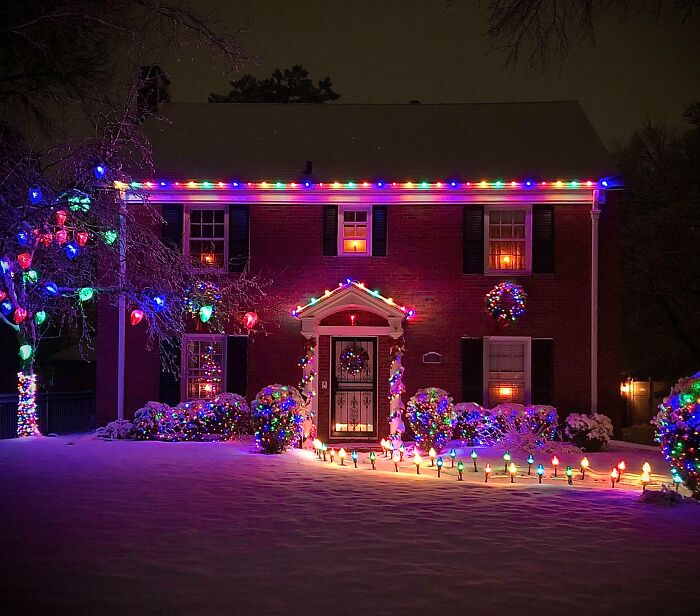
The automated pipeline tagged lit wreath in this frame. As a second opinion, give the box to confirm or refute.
[485,281,526,326]
[339,345,370,375]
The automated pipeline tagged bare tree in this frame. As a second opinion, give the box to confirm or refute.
[485,0,699,69]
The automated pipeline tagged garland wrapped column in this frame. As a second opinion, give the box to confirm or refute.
[298,337,318,447]
[388,337,406,437]
[17,370,39,437]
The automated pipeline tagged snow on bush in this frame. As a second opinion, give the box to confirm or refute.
[564,412,613,452]
[214,392,251,436]
[653,372,700,499]
[95,419,134,440]
[133,401,172,439]
[453,402,558,446]
[405,388,455,453]
[251,385,305,454]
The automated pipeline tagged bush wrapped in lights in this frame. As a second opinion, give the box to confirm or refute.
[653,372,700,499]
[252,385,305,453]
[564,412,613,452]
[454,402,558,447]
[405,388,455,453]
[214,392,251,437]
[133,401,172,440]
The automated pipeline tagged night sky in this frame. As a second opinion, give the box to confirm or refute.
[161,0,700,146]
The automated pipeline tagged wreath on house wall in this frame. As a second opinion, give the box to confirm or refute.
[485,281,527,326]
[339,344,370,375]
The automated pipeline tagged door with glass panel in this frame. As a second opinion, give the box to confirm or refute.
[331,337,377,438]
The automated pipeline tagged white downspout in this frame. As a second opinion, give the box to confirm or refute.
[590,190,601,413]
[117,196,126,421]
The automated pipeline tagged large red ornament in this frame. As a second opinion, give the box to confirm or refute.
[76,231,89,246]
[17,253,32,269]
[55,229,68,244]
[243,311,258,329]
[14,307,28,324]
[55,210,67,226]
[130,309,145,326]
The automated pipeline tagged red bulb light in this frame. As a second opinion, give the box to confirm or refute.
[130,309,145,326]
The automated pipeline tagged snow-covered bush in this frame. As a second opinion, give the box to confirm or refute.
[96,419,134,440]
[564,412,613,451]
[214,392,251,436]
[251,385,305,453]
[454,403,558,445]
[133,401,172,440]
[452,402,485,443]
[405,388,455,453]
[653,372,700,499]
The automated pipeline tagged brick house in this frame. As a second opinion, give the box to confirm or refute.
[96,101,624,442]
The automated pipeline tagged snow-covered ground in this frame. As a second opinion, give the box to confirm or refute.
[0,436,698,616]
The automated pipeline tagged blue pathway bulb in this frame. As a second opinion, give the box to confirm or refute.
[65,242,80,260]
[527,454,535,464]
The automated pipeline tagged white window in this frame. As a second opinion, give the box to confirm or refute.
[484,337,531,406]
[338,205,372,256]
[484,206,531,274]
[184,206,228,269]
[182,335,226,400]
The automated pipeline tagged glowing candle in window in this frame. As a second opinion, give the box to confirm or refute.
[201,253,216,266]
[498,386,513,399]
[500,255,511,268]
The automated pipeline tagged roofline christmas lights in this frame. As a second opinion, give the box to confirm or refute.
[116,178,613,191]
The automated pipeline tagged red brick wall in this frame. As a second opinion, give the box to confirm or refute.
[96,199,622,432]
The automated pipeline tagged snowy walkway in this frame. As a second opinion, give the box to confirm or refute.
[0,436,698,615]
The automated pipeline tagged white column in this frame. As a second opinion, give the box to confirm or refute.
[590,190,601,413]
[117,198,126,420]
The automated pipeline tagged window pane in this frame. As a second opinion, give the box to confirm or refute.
[190,239,225,268]
[488,342,526,404]
[344,211,356,222]
[343,239,367,253]
[355,211,367,222]
[186,340,224,400]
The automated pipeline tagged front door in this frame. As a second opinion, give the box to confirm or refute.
[331,337,377,438]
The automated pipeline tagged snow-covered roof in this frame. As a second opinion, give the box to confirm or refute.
[145,101,616,182]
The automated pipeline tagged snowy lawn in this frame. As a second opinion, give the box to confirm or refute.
[0,436,698,616]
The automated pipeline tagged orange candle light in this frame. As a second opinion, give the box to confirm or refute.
[610,467,619,487]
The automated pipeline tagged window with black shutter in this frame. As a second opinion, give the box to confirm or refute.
[463,206,484,273]
[228,205,249,273]
[226,336,248,396]
[531,338,554,404]
[372,205,387,256]
[532,204,554,273]
[323,205,338,256]
[461,337,484,404]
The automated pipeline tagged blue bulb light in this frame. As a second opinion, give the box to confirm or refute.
[1,299,12,316]
[65,242,80,260]
[44,281,59,296]
[94,164,107,180]
[28,187,43,205]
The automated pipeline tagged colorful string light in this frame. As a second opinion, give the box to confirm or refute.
[118,178,606,191]
[17,372,39,437]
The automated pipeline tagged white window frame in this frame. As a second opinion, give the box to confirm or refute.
[483,336,532,406]
[483,204,532,275]
[181,334,227,401]
[183,204,229,272]
[337,204,372,257]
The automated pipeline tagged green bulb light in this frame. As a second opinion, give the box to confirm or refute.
[103,230,118,245]
[34,311,46,325]
[78,287,95,301]
[199,305,213,323]
[19,344,33,361]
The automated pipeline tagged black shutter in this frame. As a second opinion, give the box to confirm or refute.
[531,338,554,404]
[323,205,338,256]
[228,205,249,273]
[161,204,183,252]
[372,205,388,256]
[532,204,554,273]
[463,206,484,273]
[159,338,181,405]
[461,338,484,404]
[226,336,248,396]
